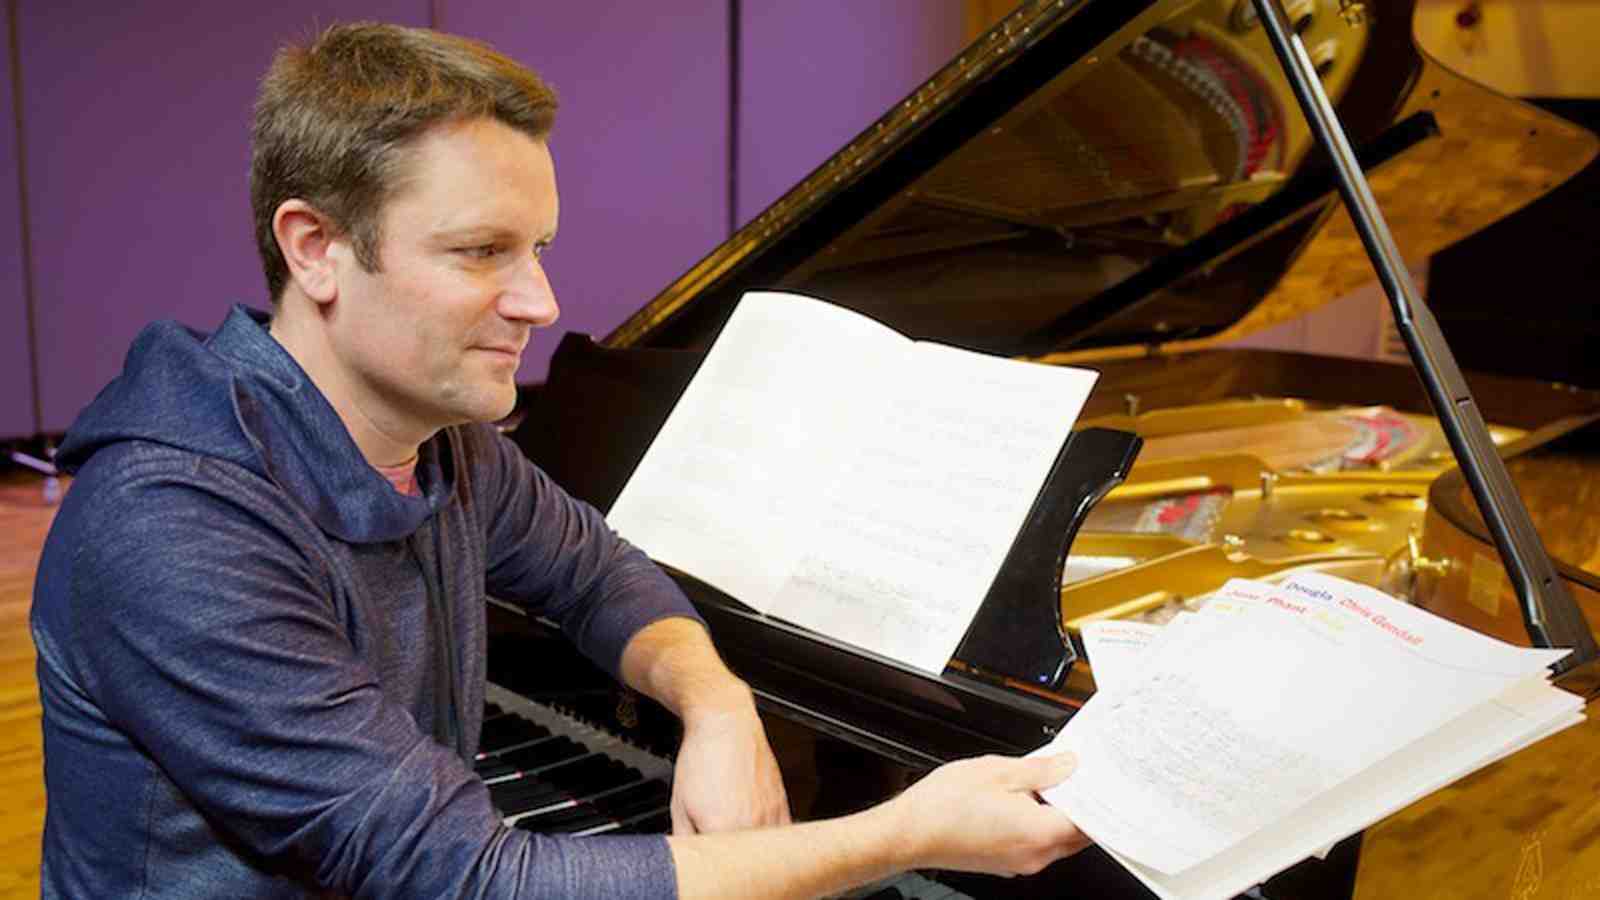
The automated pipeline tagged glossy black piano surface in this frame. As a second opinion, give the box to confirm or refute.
[498,0,1600,897]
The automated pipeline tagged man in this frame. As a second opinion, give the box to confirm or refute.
[31,22,1087,899]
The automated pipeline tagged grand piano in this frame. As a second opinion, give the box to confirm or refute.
[489,0,1600,896]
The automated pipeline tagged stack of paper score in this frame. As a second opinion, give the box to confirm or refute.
[1038,571,1583,900]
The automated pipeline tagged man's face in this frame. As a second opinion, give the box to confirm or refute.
[325,116,560,438]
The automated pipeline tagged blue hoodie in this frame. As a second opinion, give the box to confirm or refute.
[31,306,697,899]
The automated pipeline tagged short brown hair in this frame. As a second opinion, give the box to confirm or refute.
[250,22,558,301]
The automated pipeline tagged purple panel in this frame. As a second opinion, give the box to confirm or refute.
[737,2,967,226]
[439,0,730,382]
[0,5,35,439]
[20,0,429,433]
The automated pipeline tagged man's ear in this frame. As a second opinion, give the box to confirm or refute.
[273,200,342,304]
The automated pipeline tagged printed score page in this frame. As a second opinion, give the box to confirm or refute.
[1041,573,1570,877]
[765,339,1096,671]
[607,291,902,606]
[1104,674,1582,900]
[1082,611,1345,863]
[607,291,1098,673]
[1079,620,1163,694]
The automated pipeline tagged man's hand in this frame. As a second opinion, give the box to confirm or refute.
[618,617,791,833]
[881,752,1090,877]
[666,751,1088,900]
[670,682,790,834]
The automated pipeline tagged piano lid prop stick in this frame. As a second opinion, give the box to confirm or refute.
[1249,0,1599,675]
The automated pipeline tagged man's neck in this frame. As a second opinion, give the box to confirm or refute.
[267,298,430,468]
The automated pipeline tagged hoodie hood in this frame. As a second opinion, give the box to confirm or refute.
[59,304,453,543]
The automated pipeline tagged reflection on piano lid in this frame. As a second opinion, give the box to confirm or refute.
[508,0,1600,897]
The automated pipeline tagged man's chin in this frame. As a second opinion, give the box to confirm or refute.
[478,387,521,426]
[429,380,520,429]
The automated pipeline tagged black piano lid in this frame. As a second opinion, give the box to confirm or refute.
[518,0,1600,763]
[603,0,1597,383]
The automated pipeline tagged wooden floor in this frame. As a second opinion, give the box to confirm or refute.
[0,470,59,899]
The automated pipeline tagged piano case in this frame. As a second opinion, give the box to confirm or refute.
[521,332,1140,766]
[502,0,1600,896]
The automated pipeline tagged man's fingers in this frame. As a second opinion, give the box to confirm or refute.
[670,796,696,836]
[1009,752,1077,792]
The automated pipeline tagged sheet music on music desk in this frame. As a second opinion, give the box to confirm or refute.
[1039,573,1580,900]
[605,290,1097,673]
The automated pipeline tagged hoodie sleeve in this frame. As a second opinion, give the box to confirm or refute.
[64,453,678,900]
[467,426,704,677]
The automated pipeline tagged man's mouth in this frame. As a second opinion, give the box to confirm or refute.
[476,344,525,357]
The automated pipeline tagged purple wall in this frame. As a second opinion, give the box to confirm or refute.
[736,2,967,226]
[18,0,428,433]
[8,2,961,435]
[438,0,730,382]
[0,4,35,439]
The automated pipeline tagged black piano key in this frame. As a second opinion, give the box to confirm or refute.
[518,774,667,831]
[535,758,638,800]
[490,755,629,812]
[475,733,566,782]
[515,778,671,835]
[477,714,551,756]
[615,810,672,835]
[475,757,518,782]
[578,795,675,837]
[491,773,564,812]
[498,736,588,773]
[534,762,652,813]
[515,805,615,835]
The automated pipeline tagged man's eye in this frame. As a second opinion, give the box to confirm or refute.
[461,244,503,259]
[533,240,552,260]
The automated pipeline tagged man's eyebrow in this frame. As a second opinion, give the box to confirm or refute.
[432,225,558,246]
[433,225,518,242]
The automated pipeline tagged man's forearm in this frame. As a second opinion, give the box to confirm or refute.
[618,615,790,833]
[622,617,1090,892]
[667,752,1088,899]
[668,803,905,900]
[618,616,749,721]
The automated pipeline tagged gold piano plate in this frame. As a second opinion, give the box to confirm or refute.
[1058,402,1524,631]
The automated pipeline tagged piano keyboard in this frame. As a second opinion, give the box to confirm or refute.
[481,681,975,898]
[481,682,676,836]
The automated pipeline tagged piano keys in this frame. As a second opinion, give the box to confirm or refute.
[479,682,674,837]
[481,640,991,899]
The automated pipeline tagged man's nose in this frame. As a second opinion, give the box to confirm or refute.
[500,255,560,327]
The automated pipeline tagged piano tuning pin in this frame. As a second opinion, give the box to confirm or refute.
[616,692,640,729]
[1338,0,1368,26]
